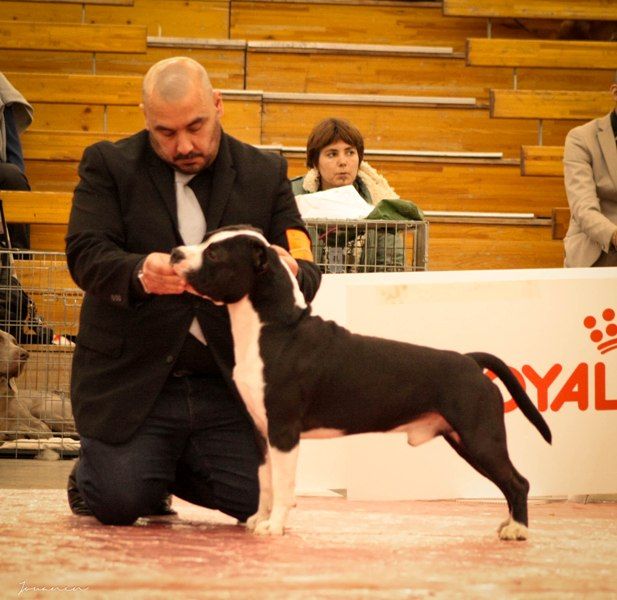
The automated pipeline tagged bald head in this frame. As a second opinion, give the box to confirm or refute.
[142,57,224,174]
[142,57,213,107]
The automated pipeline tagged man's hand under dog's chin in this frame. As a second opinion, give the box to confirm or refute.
[140,252,188,295]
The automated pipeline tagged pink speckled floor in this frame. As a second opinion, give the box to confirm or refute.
[1,460,616,599]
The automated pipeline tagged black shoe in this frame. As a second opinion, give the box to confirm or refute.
[67,459,177,517]
[154,494,177,517]
[67,460,93,516]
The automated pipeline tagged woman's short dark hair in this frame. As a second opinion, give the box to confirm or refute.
[305,118,365,168]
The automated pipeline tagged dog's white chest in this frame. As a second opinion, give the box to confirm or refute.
[228,297,267,434]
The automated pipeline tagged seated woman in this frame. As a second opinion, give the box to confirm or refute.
[290,117,399,204]
[291,118,422,272]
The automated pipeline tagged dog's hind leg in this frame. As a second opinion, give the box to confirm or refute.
[443,429,530,541]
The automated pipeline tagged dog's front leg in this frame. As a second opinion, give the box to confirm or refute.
[252,444,299,536]
[246,450,272,531]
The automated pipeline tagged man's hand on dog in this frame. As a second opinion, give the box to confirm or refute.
[140,252,189,295]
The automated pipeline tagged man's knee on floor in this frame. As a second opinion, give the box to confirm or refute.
[216,475,260,522]
[84,480,168,526]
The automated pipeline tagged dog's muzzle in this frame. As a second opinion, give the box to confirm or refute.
[169,247,186,266]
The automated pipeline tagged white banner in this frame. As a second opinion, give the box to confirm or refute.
[297,267,617,500]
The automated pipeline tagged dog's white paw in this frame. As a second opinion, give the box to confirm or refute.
[246,512,269,532]
[253,519,285,536]
[498,519,528,541]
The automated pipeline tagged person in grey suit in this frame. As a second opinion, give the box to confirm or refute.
[65,57,321,525]
[563,72,617,267]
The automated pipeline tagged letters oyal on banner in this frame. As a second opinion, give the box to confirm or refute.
[489,308,617,413]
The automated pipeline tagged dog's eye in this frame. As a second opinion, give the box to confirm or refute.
[204,246,222,262]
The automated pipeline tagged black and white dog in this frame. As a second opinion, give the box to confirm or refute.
[170,226,551,540]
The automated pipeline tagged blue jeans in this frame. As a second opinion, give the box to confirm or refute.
[76,374,260,525]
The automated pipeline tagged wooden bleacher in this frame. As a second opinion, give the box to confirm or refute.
[230,0,518,51]
[15,0,133,5]
[246,40,503,98]
[521,145,564,177]
[19,128,567,218]
[3,1,228,39]
[467,38,617,70]
[0,38,245,84]
[1,2,579,271]
[0,20,147,54]
[0,191,72,253]
[261,90,573,156]
[426,214,563,270]
[5,71,262,143]
[443,0,617,20]
[284,148,566,218]
[551,207,571,240]
[0,190,564,271]
[1,191,72,225]
[247,38,611,98]
[6,71,571,158]
[490,89,613,121]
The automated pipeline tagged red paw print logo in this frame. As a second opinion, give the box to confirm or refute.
[584,308,617,355]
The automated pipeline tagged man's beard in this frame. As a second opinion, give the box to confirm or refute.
[172,151,206,174]
[148,128,220,174]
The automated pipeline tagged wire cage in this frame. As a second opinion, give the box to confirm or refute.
[0,249,81,458]
[303,218,428,273]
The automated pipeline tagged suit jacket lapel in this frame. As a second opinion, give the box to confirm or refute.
[207,133,236,231]
[146,144,179,233]
[597,112,617,192]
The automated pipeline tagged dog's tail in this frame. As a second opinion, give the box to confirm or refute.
[467,352,552,444]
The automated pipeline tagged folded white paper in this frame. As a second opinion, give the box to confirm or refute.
[295,185,373,219]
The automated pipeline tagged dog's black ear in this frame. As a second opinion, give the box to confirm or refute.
[251,241,269,274]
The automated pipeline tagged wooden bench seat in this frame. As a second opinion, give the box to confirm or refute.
[0,190,72,253]
[19,130,567,217]
[1,191,72,225]
[13,0,133,5]
[8,73,263,142]
[21,130,126,162]
[0,37,245,83]
[0,20,147,53]
[0,190,564,270]
[467,38,617,70]
[490,89,613,121]
[426,214,563,270]
[443,0,617,20]
[230,0,565,51]
[11,76,573,158]
[85,0,229,38]
[551,207,571,240]
[4,0,228,38]
[521,145,563,177]
[245,40,518,100]
[261,91,571,157]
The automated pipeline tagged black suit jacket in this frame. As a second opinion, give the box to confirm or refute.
[66,130,321,443]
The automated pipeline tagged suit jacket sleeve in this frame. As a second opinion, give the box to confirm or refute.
[266,153,321,303]
[564,126,616,253]
[66,142,145,308]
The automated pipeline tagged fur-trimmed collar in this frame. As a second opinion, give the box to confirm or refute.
[301,161,399,206]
